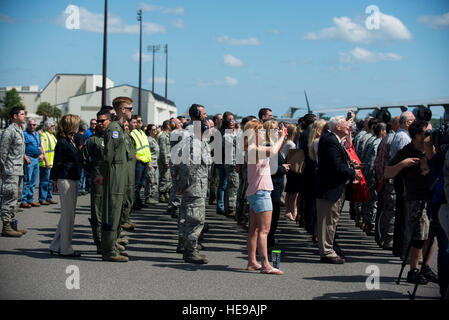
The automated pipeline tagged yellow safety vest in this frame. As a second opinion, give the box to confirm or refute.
[130,129,152,163]
[39,131,57,167]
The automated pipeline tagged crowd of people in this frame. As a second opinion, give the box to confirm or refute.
[1,100,448,299]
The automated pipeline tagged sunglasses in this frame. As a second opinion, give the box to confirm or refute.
[28,123,36,126]
[124,107,133,111]
[97,119,108,123]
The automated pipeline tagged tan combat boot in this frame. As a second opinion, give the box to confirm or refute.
[121,222,135,231]
[183,250,208,264]
[2,222,23,237]
[117,238,129,245]
[115,243,126,251]
[102,255,128,262]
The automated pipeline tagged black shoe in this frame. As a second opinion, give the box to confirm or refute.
[320,255,345,264]
[421,265,438,283]
[137,201,149,208]
[169,209,178,219]
[59,251,82,257]
[216,209,225,215]
[407,269,428,285]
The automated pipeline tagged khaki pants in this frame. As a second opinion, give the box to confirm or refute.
[49,179,78,255]
[316,190,345,258]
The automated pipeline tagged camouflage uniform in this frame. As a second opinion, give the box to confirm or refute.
[223,130,239,215]
[236,163,249,225]
[375,131,396,248]
[361,136,381,230]
[0,123,25,223]
[178,134,212,258]
[167,130,183,215]
[80,132,105,250]
[353,129,367,155]
[353,130,370,225]
[145,135,159,203]
[357,132,373,160]
[158,131,172,201]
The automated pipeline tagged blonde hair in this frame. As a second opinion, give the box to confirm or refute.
[308,119,327,162]
[243,120,262,151]
[263,119,278,145]
[57,114,80,139]
[112,96,133,110]
[286,123,296,141]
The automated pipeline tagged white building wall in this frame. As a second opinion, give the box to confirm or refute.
[66,85,176,125]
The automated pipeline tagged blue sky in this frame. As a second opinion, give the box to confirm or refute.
[0,0,448,119]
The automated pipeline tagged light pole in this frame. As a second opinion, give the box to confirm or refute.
[137,9,142,115]
[164,44,168,99]
[102,0,108,108]
[147,45,160,92]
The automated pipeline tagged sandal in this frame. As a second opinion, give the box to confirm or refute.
[260,267,284,275]
[246,264,262,271]
[284,213,295,221]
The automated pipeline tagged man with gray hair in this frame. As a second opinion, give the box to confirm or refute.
[21,118,44,208]
[316,116,360,264]
[38,119,58,205]
[390,111,415,257]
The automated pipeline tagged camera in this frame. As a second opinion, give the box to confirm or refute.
[420,107,449,150]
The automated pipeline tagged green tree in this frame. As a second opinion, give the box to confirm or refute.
[37,102,53,121]
[37,102,62,121]
[52,106,62,120]
[0,88,25,121]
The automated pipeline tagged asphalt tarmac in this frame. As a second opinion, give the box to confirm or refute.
[0,191,441,300]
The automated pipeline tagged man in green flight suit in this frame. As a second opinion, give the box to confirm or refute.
[80,109,112,252]
[121,118,137,232]
[100,96,134,262]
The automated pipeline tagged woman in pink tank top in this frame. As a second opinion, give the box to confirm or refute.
[244,120,286,275]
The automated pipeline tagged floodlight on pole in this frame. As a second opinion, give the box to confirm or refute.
[137,9,142,115]
[147,45,160,92]
[101,0,108,108]
[164,44,168,99]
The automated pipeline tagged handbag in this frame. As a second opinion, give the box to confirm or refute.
[285,148,305,174]
[344,144,370,203]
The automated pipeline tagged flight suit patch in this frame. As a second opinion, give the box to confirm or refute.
[112,131,119,139]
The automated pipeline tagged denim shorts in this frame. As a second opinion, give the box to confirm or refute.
[247,190,273,213]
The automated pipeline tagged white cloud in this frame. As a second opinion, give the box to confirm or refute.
[303,12,412,43]
[224,76,238,86]
[0,13,15,23]
[140,4,163,12]
[340,47,403,63]
[149,77,175,85]
[223,54,244,67]
[58,7,166,34]
[140,3,184,15]
[418,12,449,28]
[269,29,280,35]
[198,76,238,87]
[132,51,152,62]
[163,7,185,15]
[216,34,260,46]
[172,18,185,29]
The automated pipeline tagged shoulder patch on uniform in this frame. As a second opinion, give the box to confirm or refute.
[112,131,119,139]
